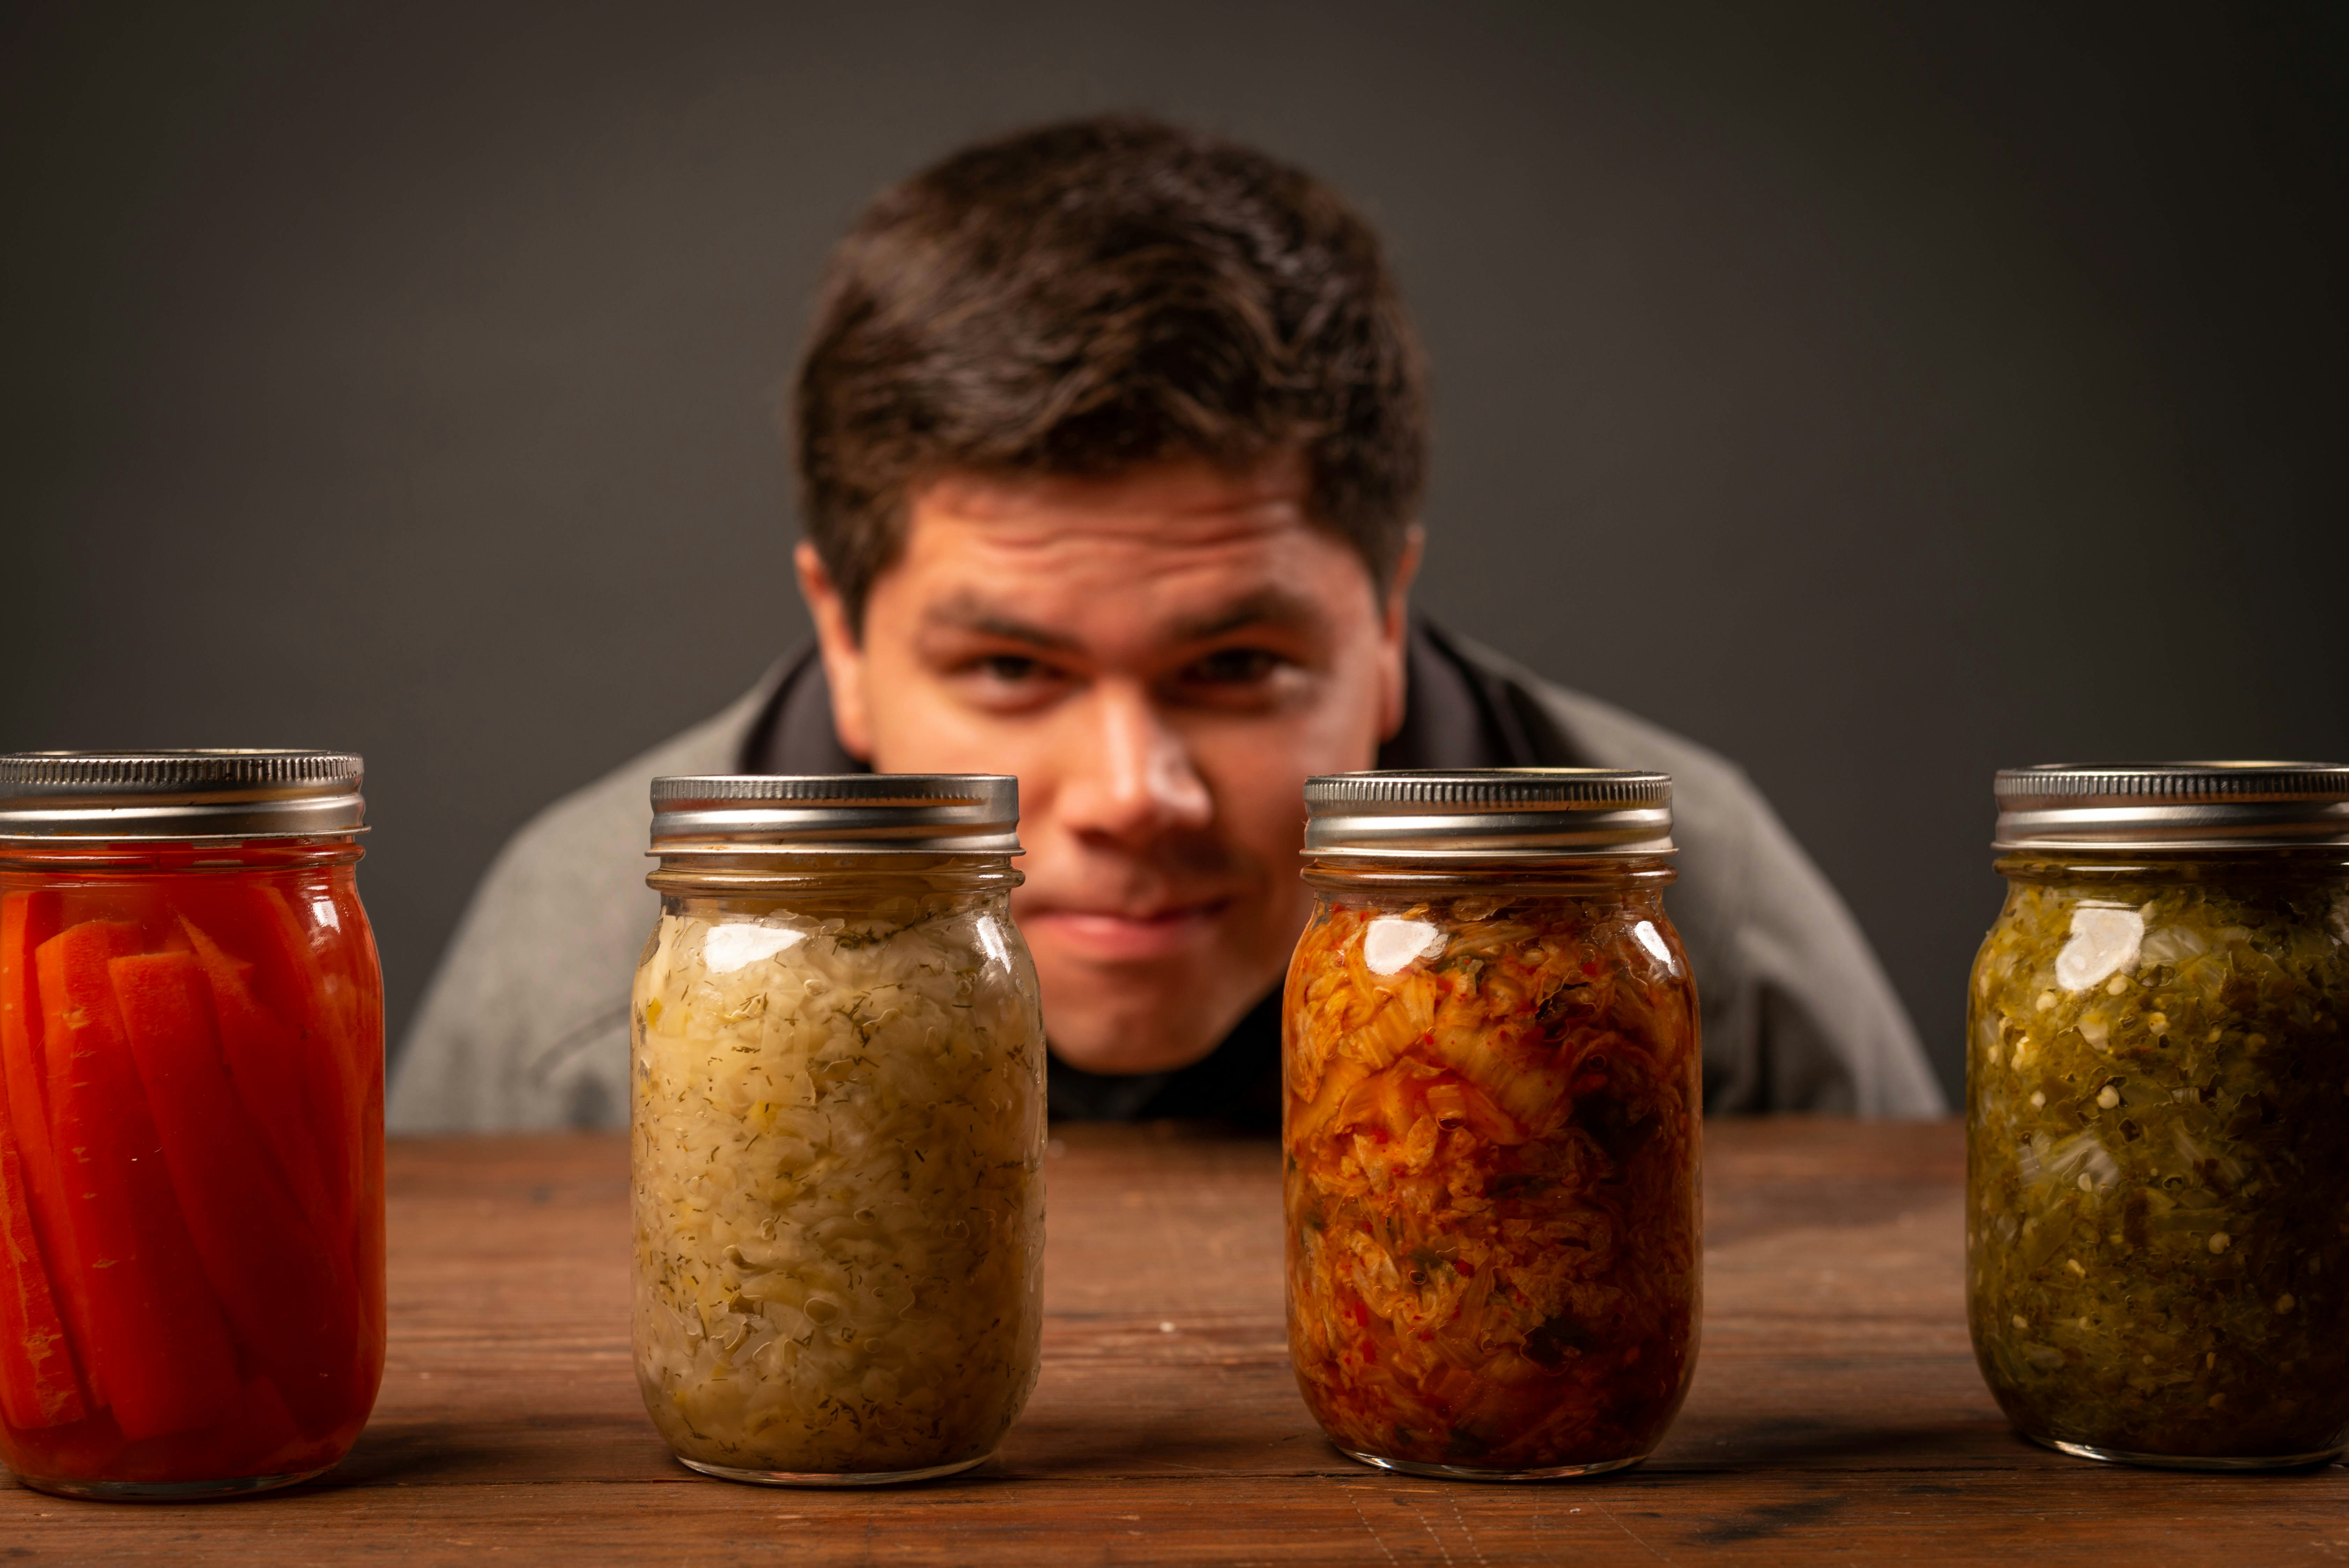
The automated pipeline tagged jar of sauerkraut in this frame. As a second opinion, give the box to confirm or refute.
[1284,770,1702,1480]
[1969,763,2349,1469]
[631,774,1045,1486]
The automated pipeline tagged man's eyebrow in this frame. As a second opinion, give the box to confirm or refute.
[1169,587,1326,642]
[921,596,1084,653]
[922,587,1326,651]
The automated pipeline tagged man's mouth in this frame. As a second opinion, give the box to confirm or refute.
[1015,898,1235,962]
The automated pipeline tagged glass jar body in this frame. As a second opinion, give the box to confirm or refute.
[629,857,1047,1484]
[1966,851,2349,1467]
[1282,859,1703,1479]
[0,840,388,1499]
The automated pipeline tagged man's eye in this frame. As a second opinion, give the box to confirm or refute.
[1185,648,1284,685]
[976,654,1046,682]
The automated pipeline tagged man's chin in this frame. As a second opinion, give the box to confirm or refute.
[1022,913,1285,1075]
[1038,978,1267,1077]
[1047,1030,1225,1077]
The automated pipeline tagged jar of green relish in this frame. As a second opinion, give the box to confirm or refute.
[1967,763,2349,1468]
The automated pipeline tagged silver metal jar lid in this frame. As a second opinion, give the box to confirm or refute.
[1303,770,1674,858]
[650,774,1021,855]
[0,750,366,841]
[1992,762,2349,850]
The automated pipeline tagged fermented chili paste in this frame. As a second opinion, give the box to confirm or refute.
[1283,891,1700,1472]
[0,863,384,1487]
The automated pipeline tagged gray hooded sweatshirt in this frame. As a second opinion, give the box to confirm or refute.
[388,624,1945,1130]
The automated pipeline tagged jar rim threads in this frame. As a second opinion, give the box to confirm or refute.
[1302,768,1674,860]
[648,773,1020,856]
[0,750,365,842]
[1992,762,2349,851]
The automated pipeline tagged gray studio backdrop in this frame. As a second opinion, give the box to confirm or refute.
[6,2,2344,1103]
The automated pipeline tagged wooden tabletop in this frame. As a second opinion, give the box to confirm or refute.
[5,1119,2344,1564]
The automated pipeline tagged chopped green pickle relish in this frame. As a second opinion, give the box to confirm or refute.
[1967,859,2349,1459]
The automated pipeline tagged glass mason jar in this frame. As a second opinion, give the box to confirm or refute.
[1968,762,2349,1469]
[0,751,387,1500]
[631,774,1046,1486]
[1284,770,1703,1480]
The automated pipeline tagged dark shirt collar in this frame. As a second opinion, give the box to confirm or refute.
[738,619,1576,1125]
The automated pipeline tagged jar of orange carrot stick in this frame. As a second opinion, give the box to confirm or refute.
[0,752,384,1500]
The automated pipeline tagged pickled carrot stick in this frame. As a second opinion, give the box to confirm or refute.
[253,886,371,1241]
[35,921,243,1441]
[0,1079,85,1428]
[0,890,104,1412]
[110,951,365,1441]
[0,893,51,1126]
[164,884,379,1388]
[230,1371,308,1475]
[179,918,337,1230]
[169,884,367,1234]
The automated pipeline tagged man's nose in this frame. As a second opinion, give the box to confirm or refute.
[1055,683,1213,844]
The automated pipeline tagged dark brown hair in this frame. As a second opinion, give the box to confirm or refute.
[792,114,1427,627]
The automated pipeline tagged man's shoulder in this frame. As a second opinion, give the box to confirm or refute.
[487,664,783,903]
[1440,627,1765,992]
[1443,628,1944,1117]
[388,663,786,1131]
[1443,630,1764,850]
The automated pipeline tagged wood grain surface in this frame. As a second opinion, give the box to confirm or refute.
[6,1119,2344,1565]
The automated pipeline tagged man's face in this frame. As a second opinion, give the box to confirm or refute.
[798,455,1416,1075]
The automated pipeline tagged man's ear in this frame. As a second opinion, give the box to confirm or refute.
[794,541,874,761]
[1376,525,1424,742]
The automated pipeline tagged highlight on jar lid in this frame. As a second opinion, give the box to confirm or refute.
[0,750,365,841]
[1302,768,1673,857]
[648,774,1021,854]
[1991,761,2349,850]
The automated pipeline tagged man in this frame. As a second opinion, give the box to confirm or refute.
[390,115,1943,1132]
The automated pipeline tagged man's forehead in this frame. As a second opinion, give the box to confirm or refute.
[910,455,1313,545]
[884,456,1366,649]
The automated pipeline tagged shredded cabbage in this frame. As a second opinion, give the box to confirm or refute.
[630,895,1044,1476]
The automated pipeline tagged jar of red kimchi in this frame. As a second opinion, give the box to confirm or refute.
[0,752,385,1500]
[1284,770,1701,1480]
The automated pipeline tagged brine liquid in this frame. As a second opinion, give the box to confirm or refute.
[0,866,385,1489]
